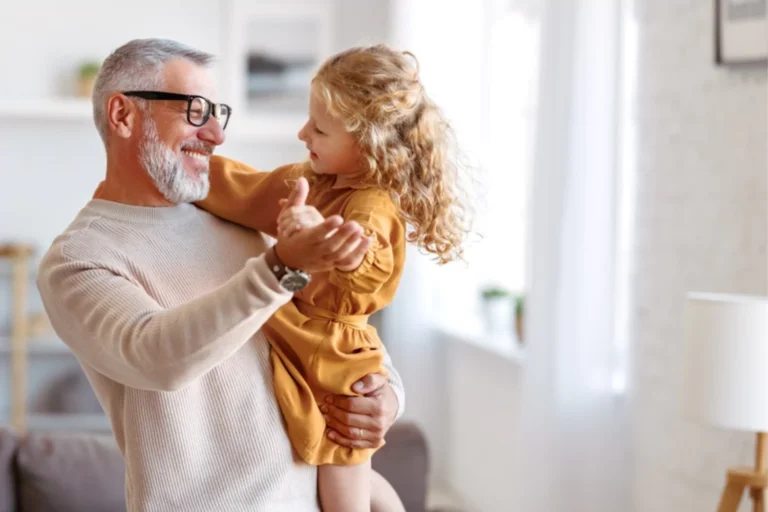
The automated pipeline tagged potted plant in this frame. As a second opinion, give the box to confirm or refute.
[480,286,514,337]
[77,61,101,98]
[514,294,525,344]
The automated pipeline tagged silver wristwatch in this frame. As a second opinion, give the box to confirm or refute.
[266,247,311,292]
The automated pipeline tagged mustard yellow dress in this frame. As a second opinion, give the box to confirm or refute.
[196,155,406,465]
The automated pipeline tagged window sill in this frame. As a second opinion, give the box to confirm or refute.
[434,326,526,364]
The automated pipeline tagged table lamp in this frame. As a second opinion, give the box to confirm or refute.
[682,292,768,512]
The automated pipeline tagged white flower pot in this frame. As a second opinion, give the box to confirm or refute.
[482,299,514,337]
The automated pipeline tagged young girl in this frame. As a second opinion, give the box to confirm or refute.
[197,44,469,511]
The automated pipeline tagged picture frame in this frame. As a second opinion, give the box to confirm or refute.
[715,0,768,65]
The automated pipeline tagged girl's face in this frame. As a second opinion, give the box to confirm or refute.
[298,85,363,177]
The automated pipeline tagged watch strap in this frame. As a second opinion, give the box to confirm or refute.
[265,246,289,281]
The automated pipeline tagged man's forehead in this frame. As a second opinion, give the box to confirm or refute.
[162,59,218,100]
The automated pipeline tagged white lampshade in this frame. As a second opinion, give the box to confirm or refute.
[682,292,768,433]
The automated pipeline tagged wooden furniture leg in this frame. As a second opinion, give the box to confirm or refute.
[1,244,33,434]
[10,249,30,434]
[718,433,768,512]
[718,478,745,512]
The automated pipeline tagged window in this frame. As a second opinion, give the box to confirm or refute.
[433,2,541,342]
[475,2,540,295]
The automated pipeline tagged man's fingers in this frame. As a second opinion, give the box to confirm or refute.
[322,409,376,434]
[305,215,345,243]
[334,237,372,268]
[326,429,378,449]
[323,415,379,445]
[324,394,377,416]
[319,222,364,255]
[306,219,358,248]
[284,177,309,208]
[329,237,363,265]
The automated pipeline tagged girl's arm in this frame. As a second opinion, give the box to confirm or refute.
[277,188,404,294]
[328,190,404,294]
[196,156,307,238]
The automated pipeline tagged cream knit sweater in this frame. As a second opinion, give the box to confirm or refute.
[36,199,404,512]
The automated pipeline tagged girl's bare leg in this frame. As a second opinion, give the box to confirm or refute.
[371,469,406,512]
[318,460,371,512]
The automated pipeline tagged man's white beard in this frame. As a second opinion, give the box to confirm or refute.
[139,118,210,204]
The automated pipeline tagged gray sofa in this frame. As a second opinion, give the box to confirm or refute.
[0,422,448,512]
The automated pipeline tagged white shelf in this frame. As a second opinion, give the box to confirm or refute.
[0,335,73,355]
[0,97,91,121]
[228,111,306,142]
[0,97,303,142]
[0,97,306,146]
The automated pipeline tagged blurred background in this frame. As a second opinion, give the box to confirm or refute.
[0,0,766,511]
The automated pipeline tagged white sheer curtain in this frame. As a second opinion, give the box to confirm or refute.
[379,0,487,465]
[382,1,630,509]
[384,0,540,341]
[516,1,630,511]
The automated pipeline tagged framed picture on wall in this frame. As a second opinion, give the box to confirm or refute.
[715,0,768,64]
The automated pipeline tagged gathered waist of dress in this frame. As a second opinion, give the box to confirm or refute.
[295,301,369,329]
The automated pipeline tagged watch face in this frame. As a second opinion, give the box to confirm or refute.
[280,272,311,292]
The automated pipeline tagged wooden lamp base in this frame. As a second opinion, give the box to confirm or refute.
[718,432,767,512]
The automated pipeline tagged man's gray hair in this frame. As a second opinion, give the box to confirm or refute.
[92,38,214,144]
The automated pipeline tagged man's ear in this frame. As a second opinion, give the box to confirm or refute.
[106,94,139,140]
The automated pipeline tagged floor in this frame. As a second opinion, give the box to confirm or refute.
[427,485,477,511]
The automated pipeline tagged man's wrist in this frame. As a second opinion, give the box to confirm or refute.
[266,245,311,292]
[265,246,288,281]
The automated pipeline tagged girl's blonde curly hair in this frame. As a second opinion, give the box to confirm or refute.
[312,44,471,264]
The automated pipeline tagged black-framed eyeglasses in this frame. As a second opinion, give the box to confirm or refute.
[123,91,232,130]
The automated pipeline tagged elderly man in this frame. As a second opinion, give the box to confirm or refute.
[36,38,405,512]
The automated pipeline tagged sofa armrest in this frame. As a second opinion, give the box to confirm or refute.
[15,430,125,512]
[372,422,429,512]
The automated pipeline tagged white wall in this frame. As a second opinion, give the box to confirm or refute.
[444,338,524,511]
[629,0,767,510]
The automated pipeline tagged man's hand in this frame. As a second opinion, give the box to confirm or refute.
[320,374,399,449]
[274,177,371,273]
[334,243,370,273]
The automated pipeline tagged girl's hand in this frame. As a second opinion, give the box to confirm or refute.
[277,203,325,239]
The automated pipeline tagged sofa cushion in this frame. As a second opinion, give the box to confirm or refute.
[9,422,430,512]
[0,428,18,512]
[16,430,125,512]
[372,421,429,512]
